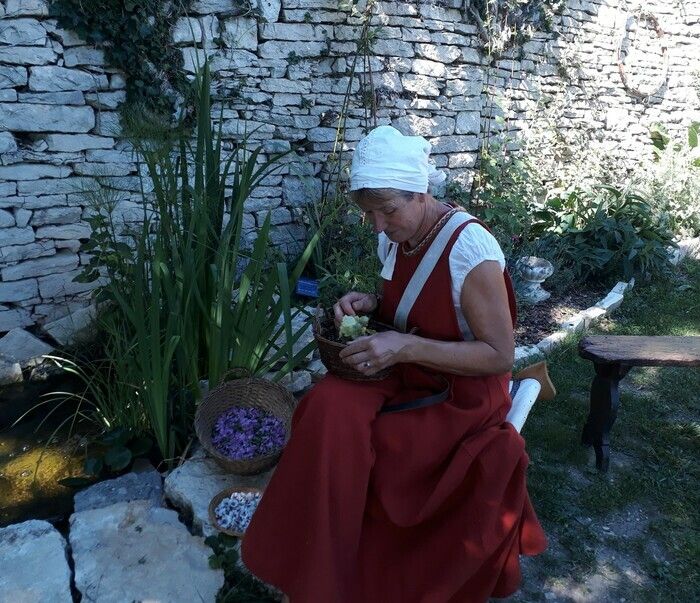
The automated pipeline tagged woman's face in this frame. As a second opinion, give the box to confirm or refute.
[356,193,424,243]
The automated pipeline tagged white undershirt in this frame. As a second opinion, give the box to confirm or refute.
[377,213,506,340]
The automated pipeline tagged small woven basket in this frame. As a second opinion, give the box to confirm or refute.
[208,485,263,538]
[312,310,406,381]
[194,372,296,475]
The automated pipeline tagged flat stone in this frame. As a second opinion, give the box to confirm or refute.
[0,241,55,263]
[253,0,281,22]
[0,226,34,246]
[164,451,274,536]
[455,111,481,134]
[1,252,78,281]
[0,103,94,132]
[29,66,108,92]
[42,303,96,345]
[0,207,14,227]
[38,268,105,298]
[0,65,27,88]
[35,222,91,239]
[0,357,24,384]
[0,132,18,154]
[5,0,49,16]
[17,90,85,104]
[536,331,569,355]
[190,0,242,13]
[93,111,121,136]
[17,176,99,195]
[69,500,224,603]
[258,40,326,59]
[0,46,56,65]
[0,328,53,368]
[514,344,544,368]
[559,312,587,333]
[0,278,39,302]
[0,520,72,602]
[0,18,46,45]
[222,17,258,50]
[63,47,106,67]
[402,73,440,96]
[172,15,219,45]
[393,114,455,137]
[0,163,72,180]
[73,466,163,513]
[84,90,126,110]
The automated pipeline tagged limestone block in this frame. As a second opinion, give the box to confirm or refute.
[93,111,122,136]
[559,313,587,333]
[0,241,55,263]
[220,118,275,138]
[17,176,99,195]
[190,0,241,13]
[258,40,325,59]
[110,73,126,89]
[0,18,46,45]
[461,47,482,64]
[447,153,476,168]
[0,46,56,65]
[0,357,24,383]
[17,90,85,104]
[393,114,454,137]
[86,148,137,163]
[1,252,78,281]
[73,162,133,177]
[164,452,274,536]
[431,135,479,154]
[5,0,50,16]
[0,103,94,132]
[402,73,440,96]
[0,163,71,181]
[73,466,163,513]
[0,132,18,154]
[415,43,461,64]
[253,0,281,22]
[54,239,82,253]
[172,15,219,44]
[514,344,543,368]
[0,328,53,367]
[41,303,96,346]
[259,22,330,41]
[281,176,322,207]
[595,291,624,312]
[0,182,17,197]
[14,208,31,227]
[411,58,448,79]
[35,222,91,240]
[43,134,113,152]
[63,46,106,67]
[0,208,14,227]
[0,520,72,602]
[220,17,257,50]
[38,268,104,298]
[0,227,34,247]
[31,206,81,226]
[260,77,310,93]
[536,331,569,355]
[84,90,126,110]
[446,73,483,96]
[29,65,108,91]
[0,88,17,100]
[455,111,481,135]
[0,278,38,302]
[0,65,28,88]
[17,194,69,209]
[372,38,415,58]
[69,501,224,603]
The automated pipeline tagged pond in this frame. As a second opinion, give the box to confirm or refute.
[0,376,94,528]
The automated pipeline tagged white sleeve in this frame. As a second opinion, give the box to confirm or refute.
[377,232,389,265]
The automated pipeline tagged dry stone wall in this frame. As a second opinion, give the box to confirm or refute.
[0,0,698,335]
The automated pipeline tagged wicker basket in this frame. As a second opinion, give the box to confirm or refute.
[208,485,263,538]
[194,373,296,475]
[312,310,404,381]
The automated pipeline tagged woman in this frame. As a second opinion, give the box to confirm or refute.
[242,126,547,602]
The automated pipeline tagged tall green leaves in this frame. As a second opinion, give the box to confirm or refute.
[76,62,317,462]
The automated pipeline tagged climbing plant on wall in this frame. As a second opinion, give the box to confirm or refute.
[49,0,199,116]
[460,0,564,56]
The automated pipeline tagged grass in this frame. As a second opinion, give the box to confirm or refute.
[510,258,700,602]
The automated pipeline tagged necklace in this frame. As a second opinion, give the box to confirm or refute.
[401,205,463,257]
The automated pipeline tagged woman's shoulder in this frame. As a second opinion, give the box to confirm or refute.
[450,215,505,274]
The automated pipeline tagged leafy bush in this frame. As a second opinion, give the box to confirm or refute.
[531,184,675,282]
[70,63,317,462]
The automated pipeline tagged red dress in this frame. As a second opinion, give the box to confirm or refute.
[242,219,547,602]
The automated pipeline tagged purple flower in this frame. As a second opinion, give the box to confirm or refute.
[211,406,286,460]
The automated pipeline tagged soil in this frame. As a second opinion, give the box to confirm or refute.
[514,286,607,347]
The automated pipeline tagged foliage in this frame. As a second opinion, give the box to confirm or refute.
[72,62,317,462]
[531,184,675,282]
[634,122,700,238]
[206,534,278,602]
[460,0,564,56]
[48,0,197,115]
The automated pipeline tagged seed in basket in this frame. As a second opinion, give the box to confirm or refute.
[214,490,262,534]
[211,406,286,460]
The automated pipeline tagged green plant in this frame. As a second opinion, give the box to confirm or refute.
[72,62,318,463]
[531,185,675,282]
[48,0,194,115]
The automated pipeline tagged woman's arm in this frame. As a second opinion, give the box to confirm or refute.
[339,260,514,376]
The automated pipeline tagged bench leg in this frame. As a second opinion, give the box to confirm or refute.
[581,362,630,472]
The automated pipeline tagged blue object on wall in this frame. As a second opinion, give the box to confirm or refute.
[296,277,319,298]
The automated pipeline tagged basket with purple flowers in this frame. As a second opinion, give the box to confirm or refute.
[194,373,296,475]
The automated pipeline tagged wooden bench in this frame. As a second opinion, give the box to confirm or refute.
[578,335,700,471]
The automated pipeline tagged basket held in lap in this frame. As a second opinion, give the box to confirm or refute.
[195,373,296,475]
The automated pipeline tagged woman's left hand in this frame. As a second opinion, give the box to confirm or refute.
[338,331,414,376]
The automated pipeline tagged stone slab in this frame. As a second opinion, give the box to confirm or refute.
[0,357,23,385]
[164,450,274,537]
[0,519,72,603]
[0,327,53,368]
[73,466,163,513]
[69,500,224,603]
[42,303,96,345]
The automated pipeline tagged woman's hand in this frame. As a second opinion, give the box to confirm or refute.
[333,291,378,327]
[338,331,414,376]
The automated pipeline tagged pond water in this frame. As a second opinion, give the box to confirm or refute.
[0,377,93,528]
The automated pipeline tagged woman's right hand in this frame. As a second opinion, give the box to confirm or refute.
[333,291,378,327]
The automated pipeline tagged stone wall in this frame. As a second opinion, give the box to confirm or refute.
[1,0,698,336]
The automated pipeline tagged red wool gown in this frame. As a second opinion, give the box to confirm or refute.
[242,219,547,602]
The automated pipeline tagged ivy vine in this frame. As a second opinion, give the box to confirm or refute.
[48,0,197,116]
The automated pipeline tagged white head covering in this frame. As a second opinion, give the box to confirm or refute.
[349,125,446,193]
